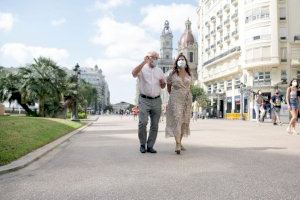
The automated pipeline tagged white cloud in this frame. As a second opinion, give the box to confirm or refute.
[51,18,66,26]
[0,43,70,64]
[0,12,14,32]
[140,3,198,34]
[90,17,159,60]
[94,0,131,10]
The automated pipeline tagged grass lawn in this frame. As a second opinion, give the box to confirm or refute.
[0,116,83,166]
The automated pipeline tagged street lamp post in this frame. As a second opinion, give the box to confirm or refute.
[239,83,247,120]
[71,63,80,121]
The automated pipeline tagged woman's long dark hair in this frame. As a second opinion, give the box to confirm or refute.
[172,53,191,76]
[289,78,299,87]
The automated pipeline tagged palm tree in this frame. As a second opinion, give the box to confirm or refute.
[0,71,36,116]
[19,57,67,117]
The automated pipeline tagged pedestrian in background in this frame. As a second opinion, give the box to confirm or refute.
[286,79,299,134]
[271,89,283,125]
[254,90,265,123]
[192,100,200,122]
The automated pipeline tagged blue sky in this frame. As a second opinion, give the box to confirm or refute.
[0,0,198,104]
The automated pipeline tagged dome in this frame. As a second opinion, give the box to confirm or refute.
[179,19,195,47]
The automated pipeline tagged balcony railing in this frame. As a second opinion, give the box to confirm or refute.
[232,29,239,39]
[205,34,210,39]
[217,40,223,47]
[224,19,230,27]
[231,13,238,22]
[295,35,300,42]
[224,4,230,12]
[205,21,210,27]
[211,16,216,23]
[217,10,223,17]
[211,44,216,50]
[211,30,216,36]
[217,25,223,32]
[205,48,210,53]
[224,34,230,43]
[231,0,238,6]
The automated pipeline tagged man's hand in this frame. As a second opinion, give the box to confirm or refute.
[144,56,151,64]
[132,56,150,78]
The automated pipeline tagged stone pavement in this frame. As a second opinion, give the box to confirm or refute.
[0,115,300,200]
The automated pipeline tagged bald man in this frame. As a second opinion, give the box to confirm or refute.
[132,51,166,153]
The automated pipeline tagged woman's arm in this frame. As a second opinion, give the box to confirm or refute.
[286,87,290,108]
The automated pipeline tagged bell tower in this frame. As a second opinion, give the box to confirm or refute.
[159,20,173,73]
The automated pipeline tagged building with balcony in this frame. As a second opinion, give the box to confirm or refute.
[197,0,300,121]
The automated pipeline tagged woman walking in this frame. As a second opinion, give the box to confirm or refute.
[165,53,192,154]
[286,79,299,134]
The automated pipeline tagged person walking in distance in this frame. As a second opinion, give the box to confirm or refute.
[254,90,265,123]
[192,100,200,122]
[271,89,283,125]
[286,79,299,134]
[132,51,166,153]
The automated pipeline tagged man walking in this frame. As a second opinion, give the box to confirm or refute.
[271,89,283,125]
[132,51,166,153]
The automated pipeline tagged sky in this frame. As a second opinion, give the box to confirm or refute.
[0,0,199,104]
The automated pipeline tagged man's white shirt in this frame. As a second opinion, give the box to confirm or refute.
[138,64,165,98]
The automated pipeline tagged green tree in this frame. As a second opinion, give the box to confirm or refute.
[0,69,37,116]
[18,57,67,117]
[191,85,210,108]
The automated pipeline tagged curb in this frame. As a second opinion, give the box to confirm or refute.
[0,121,94,175]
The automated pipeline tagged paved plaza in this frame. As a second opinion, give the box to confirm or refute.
[0,116,300,200]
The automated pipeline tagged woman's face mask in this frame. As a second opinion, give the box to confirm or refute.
[177,59,186,68]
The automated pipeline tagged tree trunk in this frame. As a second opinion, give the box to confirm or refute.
[10,91,36,116]
[39,96,45,117]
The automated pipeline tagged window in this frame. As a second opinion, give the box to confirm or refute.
[280,47,287,62]
[297,71,300,79]
[189,52,193,62]
[281,70,287,83]
[213,84,217,93]
[279,7,286,20]
[234,78,241,89]
[207,85,212,93]
[226,97,232,113]
[254,71,271,86]
[227,80,232,90]
[166,55,169,59]
[279,27,288,40]
[219,82,224,90]
[234,96,241,113]
[245,6,270,24]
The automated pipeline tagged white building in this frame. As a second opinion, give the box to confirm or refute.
[80,65,110,112]
[197,0,300,120]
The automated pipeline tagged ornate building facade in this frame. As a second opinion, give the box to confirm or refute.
[178,19,199,81]
[80,65,110,113]
[197,0,300,121]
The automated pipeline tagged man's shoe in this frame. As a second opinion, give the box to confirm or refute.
[140,145,146,153]
[273,123,277,125]
[147,147,157,153]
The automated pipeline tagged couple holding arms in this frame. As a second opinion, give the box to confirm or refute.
[132,51,192,155]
